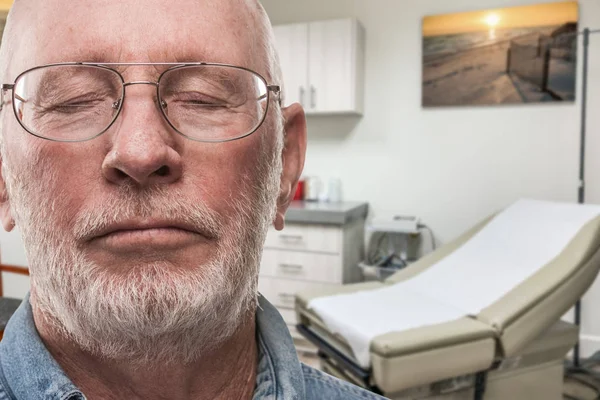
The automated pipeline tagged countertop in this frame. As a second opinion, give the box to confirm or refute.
[284,201,369,225]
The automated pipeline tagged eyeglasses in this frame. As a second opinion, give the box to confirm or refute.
[0,62,281,143]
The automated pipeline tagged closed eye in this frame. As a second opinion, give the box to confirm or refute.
[42,99,104,114]
[178,99,228,107]
[165,90,237,108]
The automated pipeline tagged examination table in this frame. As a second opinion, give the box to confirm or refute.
[294,199,600,399]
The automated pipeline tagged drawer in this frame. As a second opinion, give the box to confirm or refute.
[264,224,342,254]
[289,325,318,354]
[258,276,338,309]
[278,307,298,325]
[260,249,343,283]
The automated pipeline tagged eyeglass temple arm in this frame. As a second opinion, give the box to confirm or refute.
[266,85,281,105]
[0,84,12,111]
[0,84,26,111]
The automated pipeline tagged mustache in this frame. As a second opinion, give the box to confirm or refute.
[71,185,223,242]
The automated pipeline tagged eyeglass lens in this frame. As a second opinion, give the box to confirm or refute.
[12,64,269,142]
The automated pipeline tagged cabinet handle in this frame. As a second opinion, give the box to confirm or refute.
[310,85,316,109]
[279,234,303,242]
[279,263,304,273]
[299,87,305,106]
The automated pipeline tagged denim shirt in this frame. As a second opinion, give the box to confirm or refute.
[0,294,385,399]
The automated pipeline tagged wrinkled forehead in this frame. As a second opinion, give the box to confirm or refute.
[9,0,262,79]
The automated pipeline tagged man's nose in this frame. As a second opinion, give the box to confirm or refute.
[101,85,183,186]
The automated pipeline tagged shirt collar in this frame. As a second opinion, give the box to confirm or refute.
[0,293,84,400]
[0,293,305,400]
[254,294,306,399]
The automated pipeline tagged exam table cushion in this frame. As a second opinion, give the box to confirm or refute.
[297,285,497,393]
[383,208,600,356]
[479,214,600,356]
[370,317,496,393]
[296,200,600,393]
[306,200,600,367]
[294,214,499,371]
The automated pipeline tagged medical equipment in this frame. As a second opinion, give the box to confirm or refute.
[294,199,600,399]
[360,216,431,281]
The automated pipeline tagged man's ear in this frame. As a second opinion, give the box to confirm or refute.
[274,103,307,231]
[0,155,15,232]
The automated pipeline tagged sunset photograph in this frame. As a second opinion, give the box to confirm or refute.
[422,1,578,107]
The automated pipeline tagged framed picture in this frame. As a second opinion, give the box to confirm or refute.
[422,1,578,107]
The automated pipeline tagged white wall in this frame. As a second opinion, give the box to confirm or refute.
[260,0,600,356]
[1,226,29,298]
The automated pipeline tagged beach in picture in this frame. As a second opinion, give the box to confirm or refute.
[422,1,578,107]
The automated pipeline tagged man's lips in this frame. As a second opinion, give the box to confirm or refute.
[86,219,216,251]
[92,220,203,238]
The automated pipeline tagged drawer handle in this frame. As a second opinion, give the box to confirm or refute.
[279,263,304,273]
[279,234,303,242]
[277,293,296,304]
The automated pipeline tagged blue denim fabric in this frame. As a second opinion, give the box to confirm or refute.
[0,294,387,399]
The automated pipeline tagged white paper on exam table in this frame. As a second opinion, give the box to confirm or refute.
[308,285,467,368]
[308,199,600,368]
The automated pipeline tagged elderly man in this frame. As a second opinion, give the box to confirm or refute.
[0,0,385,399]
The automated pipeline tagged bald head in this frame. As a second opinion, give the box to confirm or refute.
[0,0,281,87]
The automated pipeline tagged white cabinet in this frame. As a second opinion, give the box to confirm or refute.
[259,220,366,356]
[273,18,365,115]
[273,23,309,107]
[258,201,368,356]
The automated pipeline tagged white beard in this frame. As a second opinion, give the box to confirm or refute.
[2,128,283,366]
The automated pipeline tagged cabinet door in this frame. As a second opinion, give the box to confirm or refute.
[308,19,361,114]
[273,23,309,108]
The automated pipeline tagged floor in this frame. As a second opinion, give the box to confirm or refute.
[563,360,600,400]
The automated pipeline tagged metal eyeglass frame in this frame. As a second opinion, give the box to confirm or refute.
[0,62,282,143]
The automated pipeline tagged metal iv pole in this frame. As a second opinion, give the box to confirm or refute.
[573,26,600,369]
